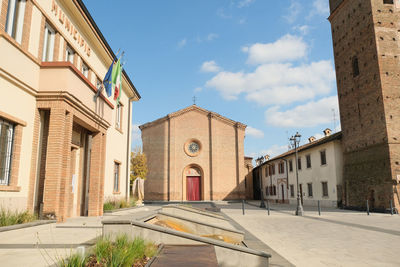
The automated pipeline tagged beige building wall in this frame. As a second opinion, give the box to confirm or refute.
[141,105,246,201]
[0,0,140,219]
[261,132,343,208]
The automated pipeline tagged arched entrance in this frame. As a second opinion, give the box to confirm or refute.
[183,165,202,201]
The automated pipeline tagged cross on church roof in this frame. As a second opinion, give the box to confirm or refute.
[192,96,197,105]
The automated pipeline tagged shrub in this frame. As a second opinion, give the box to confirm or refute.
[0,208,36,227]
[58,253,86,267]
[103,198,136,212]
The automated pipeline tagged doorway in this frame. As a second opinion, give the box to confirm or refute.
[80,133,92,216]
[186,176,201,201]
[281,184,285,202]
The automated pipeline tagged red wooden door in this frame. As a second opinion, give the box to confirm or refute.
[186,176,201,201]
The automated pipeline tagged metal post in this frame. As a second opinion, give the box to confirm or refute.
[291,132,304,216]
[259,168,266,208]
[366,200,370,215]
[318,200,321,216]
[390,199,393,216]
[267,199,270,216]
[242,200,245,215]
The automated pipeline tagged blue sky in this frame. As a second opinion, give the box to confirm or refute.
[84,0,339,159]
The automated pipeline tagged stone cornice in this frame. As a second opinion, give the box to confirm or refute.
[36,91,111,130]
[139,105,247,130]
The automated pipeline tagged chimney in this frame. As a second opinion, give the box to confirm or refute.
[308,136,316,143]
[323,128,332,137]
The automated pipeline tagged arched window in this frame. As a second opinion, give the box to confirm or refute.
[352,56,360,77]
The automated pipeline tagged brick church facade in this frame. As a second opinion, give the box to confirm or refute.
[140,105,247,201]
[329,0,400,211]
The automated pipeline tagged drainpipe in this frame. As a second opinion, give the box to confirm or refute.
[126,97,135,202]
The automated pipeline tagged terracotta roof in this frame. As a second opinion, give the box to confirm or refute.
[255,131,342,169]
[139,105,247,130]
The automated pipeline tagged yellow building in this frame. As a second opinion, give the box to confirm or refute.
[0,0,140,221]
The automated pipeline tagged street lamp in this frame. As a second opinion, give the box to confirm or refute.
[259,164,266,208]
[290,132,304,216]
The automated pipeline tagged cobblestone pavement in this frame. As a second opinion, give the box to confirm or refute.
[219,201,400,267]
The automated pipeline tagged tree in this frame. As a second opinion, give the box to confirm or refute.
[130,147,148,184]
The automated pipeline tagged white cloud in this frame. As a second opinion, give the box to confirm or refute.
[246,126,264,138]
[238,0,255,8]
[131,124,141,141]
[265,96,339,128]
[200,60,222,73]
[207,33,219,41]
[194,87,202,93]
[310,0,330,17]
[238,18,247,24]
[206,60,335,104]
[242,34,307,65]
[283,0,302,24]
[293,25,311,35]
[248,144,288,159]
[177,38,187,48]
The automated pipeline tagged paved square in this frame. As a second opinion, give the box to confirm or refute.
[220,201,400,267]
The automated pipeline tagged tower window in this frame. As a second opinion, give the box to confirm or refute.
[352,56,360,77]
[383,0,393,4]
[5,0,26,44]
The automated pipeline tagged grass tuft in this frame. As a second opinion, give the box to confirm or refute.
[0,208,37,227]
[103,198,136,211]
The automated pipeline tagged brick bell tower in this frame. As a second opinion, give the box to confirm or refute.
[329,0,400,212]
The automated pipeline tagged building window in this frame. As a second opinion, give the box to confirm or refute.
[290,184,294,197]
[96,78,102,91]
[298,157,302,170]
[352,56,360,77]
[113,161,120,193]
[0,119,15,186]
[278,162,284,174]
[65,46,75,64]
[81,63,89,78]
[272,164,275,175]
[383,0,394,4]
[307,183,313,197]
[289,160,293,172]
[322,182,329,197]
[320,150,327,165]
[265,186,269,196]
[116,103,123,130]
[306,154,311,168]
[5,0,26,44]
[42,23,55,62]
[273,185,276,196]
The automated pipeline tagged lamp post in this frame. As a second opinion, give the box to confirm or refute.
[259,165,266,208]
[290,132,304,216]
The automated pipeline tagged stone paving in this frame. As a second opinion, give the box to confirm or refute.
[219,201,400,267]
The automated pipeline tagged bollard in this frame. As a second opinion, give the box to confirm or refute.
[366,200,370,215]
[390,200,393,216]
[267,199,270,216]
[318,200,321,216]
[242,200,245,215]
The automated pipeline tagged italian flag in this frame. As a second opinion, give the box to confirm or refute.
[112,59,122,104]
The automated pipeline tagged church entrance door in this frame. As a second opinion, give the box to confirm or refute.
[187,176,201,201]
